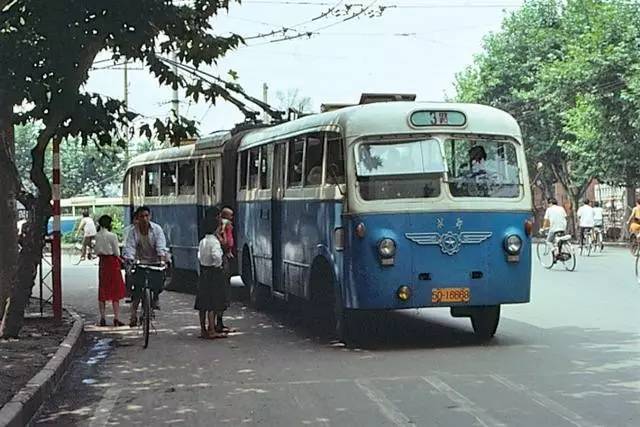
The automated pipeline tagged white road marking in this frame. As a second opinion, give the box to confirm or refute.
[490,374,600,427]
[88,386,122,427]
[422,376,505,427]
[355,379,416,427]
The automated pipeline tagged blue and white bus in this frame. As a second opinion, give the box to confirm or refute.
[236,102,532,340]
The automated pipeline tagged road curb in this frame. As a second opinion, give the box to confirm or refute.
[0,307,84,427]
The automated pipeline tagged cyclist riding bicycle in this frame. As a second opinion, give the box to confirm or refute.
[577,199,595,249]
[542,197,568,253]
[123,206,169,327]
[592,201,604,243]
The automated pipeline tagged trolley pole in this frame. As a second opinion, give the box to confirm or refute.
[52,137,62,322]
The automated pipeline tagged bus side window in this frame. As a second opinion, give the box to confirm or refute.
[239,151,248,190]
[288,138,304,187]
[260,145,271,189]
[160,162,177,196]
[178,161,195,195]
[325,133,345,184]
[123,171,130,198]
[145,164,160,197]
[249,149,260,189]
[132,167,143,198]
[305,134,323,186]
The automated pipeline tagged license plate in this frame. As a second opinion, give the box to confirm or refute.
[431,288,470,304]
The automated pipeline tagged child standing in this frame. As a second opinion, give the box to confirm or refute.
[94,215,126,327]
[195,216,227,339]
[215,207,236,333]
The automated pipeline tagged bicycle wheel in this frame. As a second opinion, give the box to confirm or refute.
[635,255,640,284]
[562,243,577,271]
[143,288,151,349]
[536,241,554,269]
[587,235,593,256]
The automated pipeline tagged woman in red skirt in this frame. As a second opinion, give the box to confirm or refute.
[95,215,126,327]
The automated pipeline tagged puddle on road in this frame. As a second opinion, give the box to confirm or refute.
[81,378,97,385]
[83,337,113,366]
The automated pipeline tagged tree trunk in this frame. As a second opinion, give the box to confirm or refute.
[0,89,17,322]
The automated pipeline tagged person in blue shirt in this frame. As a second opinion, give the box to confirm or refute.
[122,206,169,327]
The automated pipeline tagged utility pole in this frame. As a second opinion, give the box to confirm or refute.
[262,82,269,123]
[123,60,129,161]
[171,52,180,118]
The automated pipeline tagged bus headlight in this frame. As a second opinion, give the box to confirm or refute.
[504,234,522,255]
[378,238,396,258]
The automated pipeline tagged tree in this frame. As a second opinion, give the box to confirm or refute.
[276,88,313,114]
[0,0,248,338]
[15,122,129,197]
[455,0,640,230]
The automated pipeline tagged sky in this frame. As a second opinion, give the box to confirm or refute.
[86,0,525,137]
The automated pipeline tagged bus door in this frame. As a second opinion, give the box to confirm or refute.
[271,142,287,293]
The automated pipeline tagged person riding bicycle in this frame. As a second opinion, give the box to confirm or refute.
[76,211,97,261]
[122,206,169,327]
[542,198,567,253]
[626,199,640,241]
[592,201,604,244]
[577,199,595,248]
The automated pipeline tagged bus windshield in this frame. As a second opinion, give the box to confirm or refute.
[444,138,521,198]
[355,139,445,200]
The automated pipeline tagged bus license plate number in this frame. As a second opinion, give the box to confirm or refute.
[432,288,470,304]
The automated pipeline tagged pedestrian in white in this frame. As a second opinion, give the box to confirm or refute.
[77,211,97,260]
[577,199,595,248]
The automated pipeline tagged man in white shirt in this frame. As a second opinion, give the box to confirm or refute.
[543,198,568,246]
[577,199,595,248]
[592,201,604,228]
[76,211,97,260]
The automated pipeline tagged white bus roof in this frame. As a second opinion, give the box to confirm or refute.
[238,102,521,151]
[126,130,232,169]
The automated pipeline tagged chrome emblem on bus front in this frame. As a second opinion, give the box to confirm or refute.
[405,230,493,256]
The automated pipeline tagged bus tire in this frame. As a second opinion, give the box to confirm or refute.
[471,305,500,340]
[243,249,268,309]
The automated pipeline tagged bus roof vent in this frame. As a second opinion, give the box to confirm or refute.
[359,93,416,104]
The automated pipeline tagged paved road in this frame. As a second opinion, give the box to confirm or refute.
[32,249,639,426]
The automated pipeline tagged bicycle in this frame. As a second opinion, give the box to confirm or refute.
[579,228,594,256]
[130,262,166,349]
[73,236,95,265]
[629,233,639,257]
[591,226,604,253]
[536,230,576,271]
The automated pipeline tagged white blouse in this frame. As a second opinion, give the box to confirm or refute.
[198,234,223,267]
[94,229,120,256]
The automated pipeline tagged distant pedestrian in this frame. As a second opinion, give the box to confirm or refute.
[77,211,97,261]
[216,207,236,334]
[577,199,595,247]
[194,213,228,339]
[94,215,126,327]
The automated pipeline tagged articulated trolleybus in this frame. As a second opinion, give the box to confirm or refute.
[236,101,532,341]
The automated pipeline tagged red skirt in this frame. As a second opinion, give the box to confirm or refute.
[98,255,126,302]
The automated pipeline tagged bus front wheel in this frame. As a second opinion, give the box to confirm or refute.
[470,305,500,340]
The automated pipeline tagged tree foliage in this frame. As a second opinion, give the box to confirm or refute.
[0,0,246,338]
[455,0,640,213]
